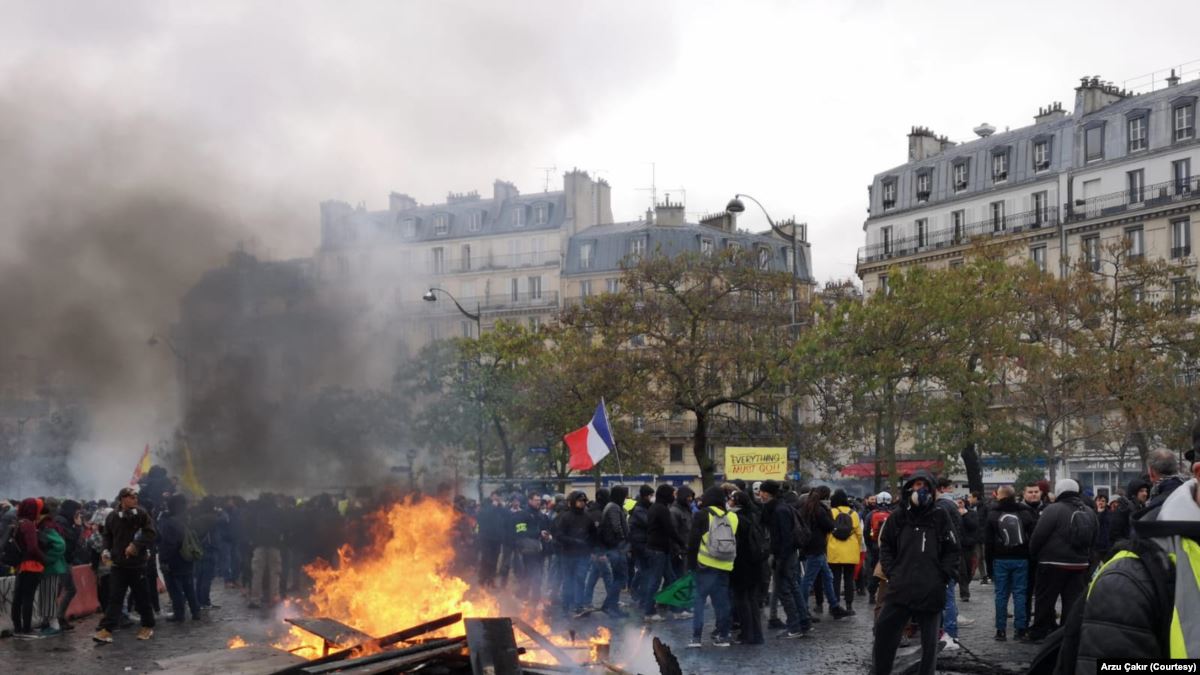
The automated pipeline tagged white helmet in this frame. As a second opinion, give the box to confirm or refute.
[876,491,892,505]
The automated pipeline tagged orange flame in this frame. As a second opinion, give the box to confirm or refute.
[227,635,248,649]
[273,498,498,658]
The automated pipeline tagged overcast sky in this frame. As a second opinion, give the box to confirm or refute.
[4,0,1200,284]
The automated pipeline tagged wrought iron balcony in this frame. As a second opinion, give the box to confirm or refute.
[1172,245,1193,259]
[1069,176,1200,222]
[402,290,560,314]
[857,206,1059,264]
[428,250,560,275]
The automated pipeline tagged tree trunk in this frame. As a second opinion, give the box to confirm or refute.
[491,413,515,478]
[693,409,715,489]
[884,384,900,495]
[1131,428,1150,473]
[872,416,884,495]
[1044,432,1057,484]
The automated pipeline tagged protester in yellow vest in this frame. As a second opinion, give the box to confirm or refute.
[686,486,739,649]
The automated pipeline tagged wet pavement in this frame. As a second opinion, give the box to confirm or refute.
[2,580,1041,674]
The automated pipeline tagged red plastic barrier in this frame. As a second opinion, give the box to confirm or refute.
[66,564,100,619]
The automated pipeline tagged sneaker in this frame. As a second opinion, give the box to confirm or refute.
[643,613,666,623]
[201,603,220,610]
[779,629,809,639]
[940,635,960,651]
[961,596,971,603]
[93,629,113,644]
[830,606,850,620]
[844,607,857,616]
[957,616,976,626]
[712,636,732,647]
[809,616,822,624]
[995,630,1007,642]
[673,611,693,620]
[14,632,38,640]
[137,627,154,641]
[39,627,62,638]
[767,618,785,629]
[687,638,702,648]
[1016,630,1035,642]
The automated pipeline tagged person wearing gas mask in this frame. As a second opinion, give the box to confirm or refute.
[872,471,960,675]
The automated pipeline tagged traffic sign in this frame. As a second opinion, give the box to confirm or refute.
[788,471,802,482]
[787,446,799,461]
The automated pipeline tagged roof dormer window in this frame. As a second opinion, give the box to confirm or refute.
[468,211,484,232]
[991,148,1009,183]
[757,247,771,271]
[400,218,417,238]
[953,160,969,192]
[915,170,932,203]
[535,203,550,225]
[882,178,897,210]
[512,205,526,227]
[433,213,450,236]
[1032,136,1051,172]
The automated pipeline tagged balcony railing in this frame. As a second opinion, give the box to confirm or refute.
[1172,245,1192,259]
[1069,176,1200,222]
[402,290,560,314]
[428,250,560,275]
[858,206,1060,264]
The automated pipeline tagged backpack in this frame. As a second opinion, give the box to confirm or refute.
[832,509,854,541]
[742,516,769,564]
[995,512,1025,548]
[704,507,737,562]
[1040,537,1174,675]
[789,503,813,551]
[868,510,889,542]
[1067,504,1098,553]
[1,520,24,568]
[180,521,204,563]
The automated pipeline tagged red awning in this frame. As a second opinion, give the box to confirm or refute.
[839,459,942,478]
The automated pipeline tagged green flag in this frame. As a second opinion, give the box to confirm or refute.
[654,572,694,608]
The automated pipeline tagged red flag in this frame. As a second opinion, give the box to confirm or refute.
[130,444,151,486]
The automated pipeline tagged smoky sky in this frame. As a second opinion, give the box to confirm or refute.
[0,1,679,495]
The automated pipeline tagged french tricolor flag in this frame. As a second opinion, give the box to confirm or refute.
[564,399,615,471]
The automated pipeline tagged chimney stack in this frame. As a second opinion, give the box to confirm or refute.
[388,192,417,212]
[1075,75,1128,115]
[907,126,944,162]
[493,179,519,204]
[654,194,686,226]
[1167,68,1181,87]
[1034,102,1067,124]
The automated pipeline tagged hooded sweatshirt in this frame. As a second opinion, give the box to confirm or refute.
[552,492,595,556]
[599,486,630,550]
[878,470,959,612]
[647,485,683,553]
[15,498,46,573]
[687,487,739,571]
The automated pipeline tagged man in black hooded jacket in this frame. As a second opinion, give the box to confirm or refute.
[872,470,959,675]
[553,491,595,617]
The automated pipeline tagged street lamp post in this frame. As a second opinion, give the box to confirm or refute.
[726,194,806,475]
[423,287,485,501]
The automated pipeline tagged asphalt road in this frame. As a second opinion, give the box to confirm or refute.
[2,580,1042,674]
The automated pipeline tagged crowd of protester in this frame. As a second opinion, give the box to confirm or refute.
[5,446,1200,670]
[460,445,1200,673]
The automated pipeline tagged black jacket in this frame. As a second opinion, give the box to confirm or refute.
[54,500,85,565]
[553,505,595,556]
[477,503,510,544]
[761,498,795,557]
[647,502,682,553]
[799,502,834,556]
[104,506,157,569]
[1132,475,1187,530]
[959,503,981,549]
[628,499,651,548]
[879,471,959,612]
[669,502,692,555]
[1030,492,1095,566]
[598,501,628,550]
[983,498,1035,559]
[158,513,194,575]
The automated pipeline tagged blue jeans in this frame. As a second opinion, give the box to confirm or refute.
[640,549,668,615]
[559,554,589,614]
[993,558,1029,632]
[801,553,839,611]
[584,552,611,607]
[773,551,810,631]
[943,578,958,638]
[164,572,199,620]
[196,552,217,606]
[602,550,628,612]
[692,566,732,640]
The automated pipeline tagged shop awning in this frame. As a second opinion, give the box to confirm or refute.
[839,459,942,478]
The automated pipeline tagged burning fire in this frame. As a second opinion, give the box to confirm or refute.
[273,498,499,658]
[589,626,613,663]
[227,635,248,649]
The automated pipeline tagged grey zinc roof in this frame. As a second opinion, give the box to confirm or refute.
[564,220,813,282]
[324,192,567,248]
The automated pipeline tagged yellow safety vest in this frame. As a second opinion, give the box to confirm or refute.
[697,506,739,572]
[1088,536,1200,658]
[624,498,636,513]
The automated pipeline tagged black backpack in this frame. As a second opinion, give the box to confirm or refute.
[1067,504,1098,553]
[1030,537,1174,675]
[742,516,769,564]
[832,509,854,541]
[995,512,1025,548]
[1,520,26,568]
[789,503,812,551]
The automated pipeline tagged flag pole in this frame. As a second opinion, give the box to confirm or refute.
[602,398,624,482]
